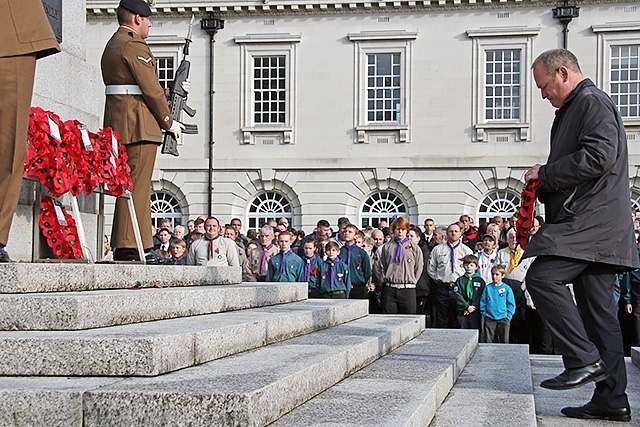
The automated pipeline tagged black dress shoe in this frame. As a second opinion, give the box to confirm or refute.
[113,248,140,261]
[540,359,608,390]
[561,402,631,422]
[0,248,11,263]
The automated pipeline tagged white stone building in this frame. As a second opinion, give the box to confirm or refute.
[86,0,640,234]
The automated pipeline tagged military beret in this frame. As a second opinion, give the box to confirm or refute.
[119,0,152,17]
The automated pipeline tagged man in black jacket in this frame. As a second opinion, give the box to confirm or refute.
[524,49,639,422]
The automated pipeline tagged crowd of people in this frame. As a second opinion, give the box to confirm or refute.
[102,212,640,356]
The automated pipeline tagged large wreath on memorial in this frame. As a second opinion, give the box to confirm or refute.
[39,196,83,260]
[24,107,133,259]
[24,107,132,197]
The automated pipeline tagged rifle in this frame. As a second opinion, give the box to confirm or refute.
[162,15,198,156]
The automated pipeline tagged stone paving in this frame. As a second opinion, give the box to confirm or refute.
[532,355,640,427]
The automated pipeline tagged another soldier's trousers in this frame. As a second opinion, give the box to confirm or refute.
[0,54,36,245]
[111,141,157,250]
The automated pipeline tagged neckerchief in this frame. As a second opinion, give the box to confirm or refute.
[344,243,357,267]
[206,236,218,260]
[394,237,409,263]
[303,254,316,281]
[279,250,292,275]
[260,243,273,276]
[464,272,481,300]
[509,247,523,273]
[447,241,461,272]
[326,256,341,289]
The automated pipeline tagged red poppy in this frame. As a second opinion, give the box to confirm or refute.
[516,179,540,250]
[310,266,318,275]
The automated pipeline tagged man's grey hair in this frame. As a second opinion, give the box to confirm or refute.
[532,48,581,75]
[260,224,274,235]
[174,225,185,233]
[434,226,447,236]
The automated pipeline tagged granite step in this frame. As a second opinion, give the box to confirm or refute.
[532,355,640,427]
[430,343,536,427]
[633,346,639,369]
[272,329,478,427]
[0,263,241,293]
[78,314,424,427]
[0,314,423,427]
[0,299,368,377]
[0,282,307,331]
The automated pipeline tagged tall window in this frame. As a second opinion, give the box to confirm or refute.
[476,190,520,225]
[467,26,539,142]
[367,53,401,123]
[248,192,292,231]
[150,192,182,228]
[360,191,406,229]
[235,33,301,145]
[157,57,175,90]
[485,50,521,121]
[349,30,416,144]
[254,56,286,124]
[610,45,640,119]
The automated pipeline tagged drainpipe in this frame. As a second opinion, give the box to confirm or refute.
[201,16,225,217]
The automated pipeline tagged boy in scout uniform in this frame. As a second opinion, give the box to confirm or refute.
[101,0,185,261]
[0,0,60,262]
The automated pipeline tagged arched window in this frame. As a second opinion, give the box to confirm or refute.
[631,189,640,212]
[360,191,406,228]
[248,192,292,231]
[477,190,520,225]
[150,192,182,228]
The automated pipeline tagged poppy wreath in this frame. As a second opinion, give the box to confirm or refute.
[92,127,132,198]
[39,196,83,260]
[516,179,540,250]
[24,107,83,197]
[24,107,132,198]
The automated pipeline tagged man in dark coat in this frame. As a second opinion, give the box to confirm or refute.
[524,49,639,422]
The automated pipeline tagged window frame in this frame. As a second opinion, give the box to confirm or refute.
[467,26,540,143]
[150,191,183,228]
[349,30,417,144]
[235,33,302,145]
[359,191,407,229]
[592,22,640,128]
[476,189,521,225]
[247,191,292,231]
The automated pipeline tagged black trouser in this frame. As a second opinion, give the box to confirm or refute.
[632,282,640,347]
[382,287,416,314]
[527,256,628,409]
[319,290,346,299]
[349,283,369,299]
[457,310,481,331]
[435,283,458,328]
[527,306,554,354]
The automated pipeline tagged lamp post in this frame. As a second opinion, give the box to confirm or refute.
[200,17,225,218]
[552,1,580,49]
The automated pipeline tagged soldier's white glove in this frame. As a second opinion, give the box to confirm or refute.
[181,78,191,95]
[168,121,185,139]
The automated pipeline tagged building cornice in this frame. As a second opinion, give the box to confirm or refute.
[86,0,638,19]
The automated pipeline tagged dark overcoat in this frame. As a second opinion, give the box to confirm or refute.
[524,79,640,270]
